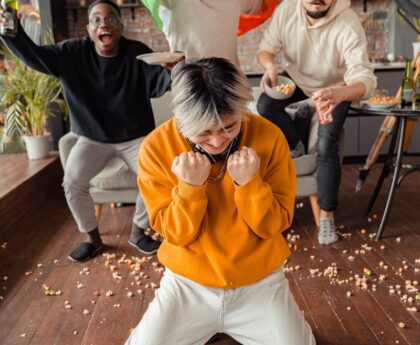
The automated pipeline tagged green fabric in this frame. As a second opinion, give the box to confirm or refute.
[140,0,164,31]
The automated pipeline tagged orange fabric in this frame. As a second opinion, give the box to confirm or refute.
[237,0,279,36]
[138,115,296,288]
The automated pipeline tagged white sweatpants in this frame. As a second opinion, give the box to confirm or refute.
[125,267,316,345]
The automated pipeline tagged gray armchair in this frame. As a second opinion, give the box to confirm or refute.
[58,92,172,221]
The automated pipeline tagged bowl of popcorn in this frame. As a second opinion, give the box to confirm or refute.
[264,75,296,100]
[367,94,399,109]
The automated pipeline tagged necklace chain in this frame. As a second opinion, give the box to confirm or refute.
[186,138,235,183]
[207,148,231,182]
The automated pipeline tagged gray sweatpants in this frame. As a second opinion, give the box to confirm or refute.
[62,135,147,233]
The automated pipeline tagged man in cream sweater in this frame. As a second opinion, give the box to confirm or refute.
[257,0,376,244]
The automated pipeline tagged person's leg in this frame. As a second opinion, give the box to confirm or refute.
[63,136,114,261]
[224,268,315,345]
[117,137,161,255]
[316,102,350,245]
[256,86,307,151]
[125,270,220,345]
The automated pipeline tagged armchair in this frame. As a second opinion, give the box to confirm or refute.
[58,92,172,221]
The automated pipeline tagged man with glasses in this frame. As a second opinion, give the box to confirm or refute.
[0,0,172,261]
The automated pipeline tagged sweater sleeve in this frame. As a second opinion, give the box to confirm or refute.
[240,0,264,14]
[257,3,283,54]
[138,139,208,246]
[146,64,172,98]
[233,133,296,239]
[340,19,376,98]
[0,23,61,77]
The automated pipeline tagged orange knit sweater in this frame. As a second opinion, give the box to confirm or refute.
[138,114,296,288]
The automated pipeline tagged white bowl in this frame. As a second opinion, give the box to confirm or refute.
[264,75,296,100]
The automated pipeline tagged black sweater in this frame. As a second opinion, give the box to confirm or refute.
[1,25,171,143]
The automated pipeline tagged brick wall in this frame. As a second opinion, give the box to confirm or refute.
[63,0,388,74]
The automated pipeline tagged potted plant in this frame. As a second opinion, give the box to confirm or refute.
[0,39,67,159]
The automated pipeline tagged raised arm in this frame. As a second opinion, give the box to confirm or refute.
[0,13,61,77]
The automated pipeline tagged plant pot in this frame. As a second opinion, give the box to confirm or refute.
[23,134,51,160]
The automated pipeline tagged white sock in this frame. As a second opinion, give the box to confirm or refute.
[318,216,338,245]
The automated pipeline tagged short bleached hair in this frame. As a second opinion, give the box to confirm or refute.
[171,57,253,138]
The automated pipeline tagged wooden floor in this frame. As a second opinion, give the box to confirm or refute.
[0,162,419,345]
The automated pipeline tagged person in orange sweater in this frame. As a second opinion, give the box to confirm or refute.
[125,57,315,345]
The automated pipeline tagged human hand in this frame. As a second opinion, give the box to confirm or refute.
[171,151,211,186]
[260,63,278,92]
[0,7,22,24]
[161,57,185,69]
[161,53,185,69]
[312,87,345,124]
[17,4,38,21]
[227,146,260,186]
[0,8,6,27]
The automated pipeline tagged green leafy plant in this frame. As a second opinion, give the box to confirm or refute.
[0,33,67,151]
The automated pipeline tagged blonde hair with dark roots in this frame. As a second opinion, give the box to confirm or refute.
[171,57,253,138]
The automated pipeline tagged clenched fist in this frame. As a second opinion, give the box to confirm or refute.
[227,146,260,185]
[171,151,211,186]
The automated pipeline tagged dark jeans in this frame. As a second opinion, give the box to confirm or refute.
[257,85,350,212]
[257,87,307,149]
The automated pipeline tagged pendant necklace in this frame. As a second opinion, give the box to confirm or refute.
[187,138,236,183]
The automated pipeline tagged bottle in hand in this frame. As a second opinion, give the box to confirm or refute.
[0,0,18,37]
[401,59,413,107]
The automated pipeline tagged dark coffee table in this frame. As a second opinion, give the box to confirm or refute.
[350,103,420,239]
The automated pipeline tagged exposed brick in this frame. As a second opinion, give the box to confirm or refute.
[64,0,389,72]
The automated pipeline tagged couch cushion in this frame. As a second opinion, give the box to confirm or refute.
[90,158,137,190]
[293,154,317,176]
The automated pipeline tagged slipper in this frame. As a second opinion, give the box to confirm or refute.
[128,236,160,255]
[68,242,103,262]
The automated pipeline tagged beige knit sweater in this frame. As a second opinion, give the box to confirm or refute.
[259,0,376,98]
[156,0,264,66]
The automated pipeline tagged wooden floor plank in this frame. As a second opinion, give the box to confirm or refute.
[323,291,381,345]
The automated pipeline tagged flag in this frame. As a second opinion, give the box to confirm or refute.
[238,0,279,36]
[140,0,171,36]
[140,0,279,37]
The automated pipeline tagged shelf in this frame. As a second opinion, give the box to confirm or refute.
[64,2,145,23]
